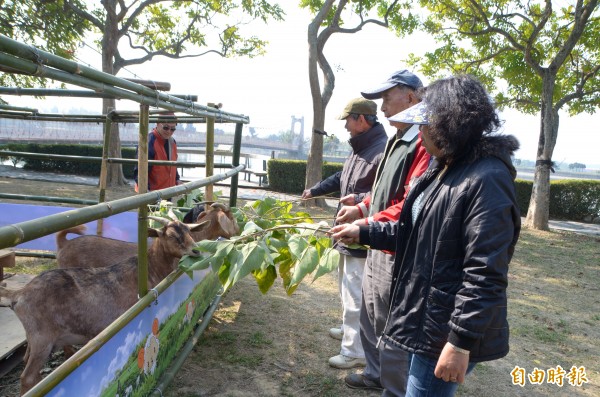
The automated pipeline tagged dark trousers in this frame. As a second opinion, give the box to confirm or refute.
[360,250,409,396]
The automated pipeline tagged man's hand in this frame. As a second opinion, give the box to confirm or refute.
[329,224,360,246]
[434,342,470,384]
[339,193,356,206]
[336,205,361,224]
[301,189,313,200]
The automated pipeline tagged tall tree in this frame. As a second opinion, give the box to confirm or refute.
[301,0,418,205]
[0,0,90,87]
[408,0,600,230]
[1,0,284,186]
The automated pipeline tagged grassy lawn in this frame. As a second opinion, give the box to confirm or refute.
[457,228,600,397]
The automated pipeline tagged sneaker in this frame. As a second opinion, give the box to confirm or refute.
[328,327,343,340]
[328,354,366,369]
[345,373,383,391]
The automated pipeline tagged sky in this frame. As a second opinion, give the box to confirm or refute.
[4,3,599,168]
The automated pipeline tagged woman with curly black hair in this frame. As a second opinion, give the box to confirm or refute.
[331,74,521,396]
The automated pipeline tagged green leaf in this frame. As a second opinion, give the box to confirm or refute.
[287,242,319,294]
[287,234,310,259]
[241,221,264,236]
[179,254,212,272]
[221,249,243,290]
[226,241,268,287]
[252,265,277,294]
[345,243,369,250]
[312,248,340,281]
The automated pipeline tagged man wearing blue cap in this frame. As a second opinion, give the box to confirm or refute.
[336,70,431,395]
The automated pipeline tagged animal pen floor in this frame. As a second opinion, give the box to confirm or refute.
[0,274,33,378]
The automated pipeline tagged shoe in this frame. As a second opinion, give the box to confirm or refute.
[328,354,366,369]
[328,327,343,340]
[344,373,383,391]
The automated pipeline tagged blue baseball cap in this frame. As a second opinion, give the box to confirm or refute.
[388,101,429,125]
[361,70,423,99]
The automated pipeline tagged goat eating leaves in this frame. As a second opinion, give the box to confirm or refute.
[0,218,205,395]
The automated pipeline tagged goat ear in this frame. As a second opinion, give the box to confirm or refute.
[189,219,210,231]
[211,202,228,211]
[217,213,237,236]
[147,228,162,238]
[197,212,208,220]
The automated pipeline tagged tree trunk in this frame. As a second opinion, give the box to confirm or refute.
[306,32,325,207]
[305,2,336,208]
[525,74,559,230]
[101,1,126,186]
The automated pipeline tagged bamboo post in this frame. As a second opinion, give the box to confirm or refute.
[137,104,150,298]
[96,111,113,235]
[205,103,216,201]
[230,122,244,208]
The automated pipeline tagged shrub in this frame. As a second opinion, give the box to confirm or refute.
[549,180,600,220]
[515,179,599,220]
[1,143,137,177]
[267,159,343,195]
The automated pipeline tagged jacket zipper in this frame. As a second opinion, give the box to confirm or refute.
[377,165,444,348]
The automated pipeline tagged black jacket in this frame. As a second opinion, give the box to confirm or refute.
[309,122,388,256]
[362,135,521,362]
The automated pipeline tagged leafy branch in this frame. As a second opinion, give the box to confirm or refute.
[178,197,340,295]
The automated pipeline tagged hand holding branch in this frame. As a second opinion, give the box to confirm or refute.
[329,223,360,246]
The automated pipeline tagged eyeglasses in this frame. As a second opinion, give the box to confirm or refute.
[162,125,176,132]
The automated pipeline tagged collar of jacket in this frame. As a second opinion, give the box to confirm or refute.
[151,128,166,143]
[437,135,520,179]
[348,122,386,152]
[398,124,419,142]
[152,128,177,146]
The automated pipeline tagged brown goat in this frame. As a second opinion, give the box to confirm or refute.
[190,202,240,241]
[55,204,238,270]
[0,218,205,395]
[56,224,138,269]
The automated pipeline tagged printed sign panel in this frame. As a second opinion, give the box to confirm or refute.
[45,268,221,397]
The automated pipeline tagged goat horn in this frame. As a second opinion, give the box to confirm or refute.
[193,201,214,207]
[167,209,179,221]
[147,216,170,226]
[210,202,228,210]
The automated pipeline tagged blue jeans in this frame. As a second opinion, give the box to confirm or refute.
[406,353,476,397]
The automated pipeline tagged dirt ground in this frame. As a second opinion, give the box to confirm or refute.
[1,176,599,397]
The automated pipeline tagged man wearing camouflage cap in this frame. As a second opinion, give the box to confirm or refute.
[303,97,388,369]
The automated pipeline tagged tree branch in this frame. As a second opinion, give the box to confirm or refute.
[64,0,104,30]
[555,63,600,109]
[550,0,599,72]
[115,33,225,70]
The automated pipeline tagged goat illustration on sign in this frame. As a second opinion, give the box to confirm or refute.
[138,317,160,375]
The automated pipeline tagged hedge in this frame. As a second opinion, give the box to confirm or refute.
[267,159,342,195]
[516,179,600,220]
[1,143,137,178]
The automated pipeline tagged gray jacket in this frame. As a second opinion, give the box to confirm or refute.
[309,122,388,257]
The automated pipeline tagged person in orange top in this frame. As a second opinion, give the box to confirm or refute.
[133,112,182,192]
